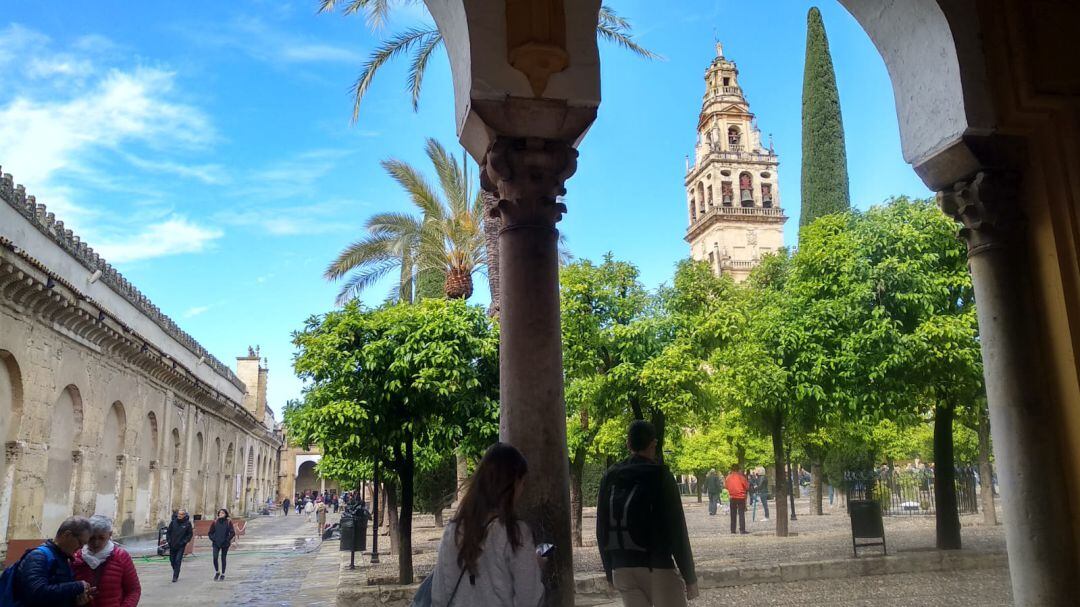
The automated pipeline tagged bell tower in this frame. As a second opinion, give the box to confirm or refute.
[684,42,787,282]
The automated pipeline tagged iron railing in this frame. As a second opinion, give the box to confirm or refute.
[842,467,979,516]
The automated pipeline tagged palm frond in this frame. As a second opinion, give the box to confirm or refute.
[408,31,444,111]
[381,158,445,220]
[334,258,401,306]
[350,27,437,122]
[596,6,661,60]
[365,211,424,238]
[424,138,467,215]
[325,233,401,281]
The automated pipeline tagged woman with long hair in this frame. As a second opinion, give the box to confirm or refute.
[207,508,236,581]
[430,443,544,606]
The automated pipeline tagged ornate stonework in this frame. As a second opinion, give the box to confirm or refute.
[684,43,787,282]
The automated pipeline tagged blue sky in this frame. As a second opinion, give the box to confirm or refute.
[0,1,931,416]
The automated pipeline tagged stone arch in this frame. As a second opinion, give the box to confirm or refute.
[296,460,319,495]
[738,172,754,207]
[193,432,205,517]
[134,411,158,531]
[42,385,83,534]
[170,428,182,512]
[0,350,24,546]
[95,401,126,520]
[224,443,236,511]
[727,125,742,150]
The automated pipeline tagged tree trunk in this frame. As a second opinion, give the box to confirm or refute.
[977,408,998,526]
[569,451,585,547]
[455,450,468,505]
[386,479,400,556]
[398,440,415,584]
[810,459,824,515]
[934,401,962,549]
[652,410,666,465]
[695,472,705,503]
[787,446,797,520]
[481,190,502,317]
[770,421,789,537]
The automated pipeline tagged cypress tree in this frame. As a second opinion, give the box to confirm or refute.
[800,7,850,232]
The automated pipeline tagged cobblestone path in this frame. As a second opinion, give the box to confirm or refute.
[134,512,340,606]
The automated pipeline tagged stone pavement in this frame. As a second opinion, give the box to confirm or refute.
[133,511,341,606]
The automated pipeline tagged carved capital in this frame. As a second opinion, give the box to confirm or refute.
[149,459,159,471]
[481,137,577,230]
[938,171,1023,257]
[72,449,83,464]
[116,454,127,467]
[6,440,26,460]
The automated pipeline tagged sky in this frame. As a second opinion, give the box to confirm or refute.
[0,1,932,417]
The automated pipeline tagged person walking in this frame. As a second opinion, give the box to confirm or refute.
[316,499,328,532]
[282,497,291,517]
[208,509,236,581]
[749,469,770,522]
[6,516,93,606]
[705,469,721,516]
[429,443,543,607]
[72,515,141,607]
[304,498,316,523]
[725,465,749,535]
[165,509,193,583]
[598,421,698,607]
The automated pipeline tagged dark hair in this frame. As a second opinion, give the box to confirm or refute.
[451,443,528,576]
[56,516,91,539]
[217,508,230,519]
[627,420,657,452]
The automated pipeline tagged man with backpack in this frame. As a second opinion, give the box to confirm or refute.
[597,420,698,606]
[3,515,94,606]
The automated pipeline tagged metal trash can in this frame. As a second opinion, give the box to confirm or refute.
[848,499,886,557]
[156,526,168,557]
[339,513,355,552]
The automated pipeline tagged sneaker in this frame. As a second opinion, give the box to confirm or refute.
[219,574,226,581]
[172,576,178,583]
[214,573,220,580]
[763,517,770,521]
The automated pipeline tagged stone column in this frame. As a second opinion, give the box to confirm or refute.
[69,449,84,516]
[147,460,159,530]
[0,441,25,559]
[939,171,1073,605]
[483,136,576,607]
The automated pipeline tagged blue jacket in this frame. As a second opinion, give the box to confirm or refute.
[14,541,83,606]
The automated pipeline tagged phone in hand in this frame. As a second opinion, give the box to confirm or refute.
[535,543,555,558]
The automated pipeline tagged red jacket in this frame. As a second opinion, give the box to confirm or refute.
[724,472,750,500]
[73,545,141,607]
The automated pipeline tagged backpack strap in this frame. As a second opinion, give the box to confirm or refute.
[447,568,466,606]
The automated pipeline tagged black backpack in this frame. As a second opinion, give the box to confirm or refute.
[603,462,665,554]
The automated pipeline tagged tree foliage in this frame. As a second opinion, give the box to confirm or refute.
[286,299,498,582]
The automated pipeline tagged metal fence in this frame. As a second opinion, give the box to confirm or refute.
[842,467,979,516]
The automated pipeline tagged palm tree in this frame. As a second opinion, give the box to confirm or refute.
[326,138,485,304]
[319,1,653,316]
[318,1,660,118]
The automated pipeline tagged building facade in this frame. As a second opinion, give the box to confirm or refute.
[684,43,788,282]
[276,440,340,502]
[0,170,281,558]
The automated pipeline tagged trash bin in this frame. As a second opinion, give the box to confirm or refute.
[339,513,355,552]
[156,526,169,557]
[848,499,886,557]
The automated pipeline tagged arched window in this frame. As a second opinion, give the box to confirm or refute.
[728,127,742,151]
[721,182,734,206]
[739,172,754,207]
[762,184,774,208]
[689,197,697,222]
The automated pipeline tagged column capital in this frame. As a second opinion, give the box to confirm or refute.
[938,171,1023,257]
[71,449,84,464]
[116,454,127,467]
[5,440,26,460]
[481,137,577,229]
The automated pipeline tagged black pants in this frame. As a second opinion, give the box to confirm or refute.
[169,546,185,578]
[283,505,289,516]
[729,498,747,533]
[213,545,229,574]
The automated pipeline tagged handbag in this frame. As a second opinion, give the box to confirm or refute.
[411,567,465,607]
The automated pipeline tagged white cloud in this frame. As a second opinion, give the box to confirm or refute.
[182,305,211,318]
[121,155,228,185]
[177,16,362,66]
[93,216,223,263]
[216,200,360,236]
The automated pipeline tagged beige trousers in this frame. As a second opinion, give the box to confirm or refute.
[612,567,688,607]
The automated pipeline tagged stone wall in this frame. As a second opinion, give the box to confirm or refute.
[0,171,281,558]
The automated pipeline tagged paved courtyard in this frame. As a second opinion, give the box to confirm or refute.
[132,512,340,607]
